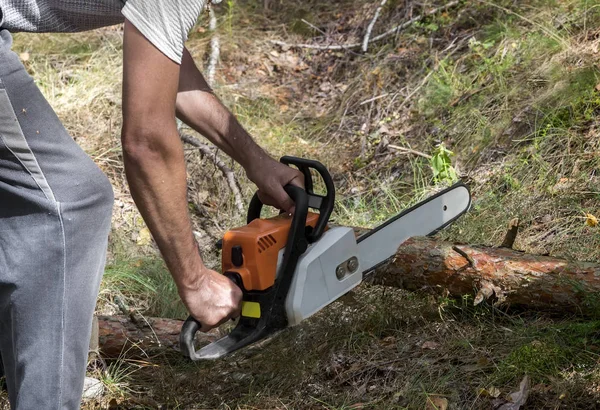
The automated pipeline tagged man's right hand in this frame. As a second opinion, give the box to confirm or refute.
[178,267,243,332]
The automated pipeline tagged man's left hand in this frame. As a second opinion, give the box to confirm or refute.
[246,157,305,213]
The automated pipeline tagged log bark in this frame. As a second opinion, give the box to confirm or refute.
[96,315,218,357]
[373,237,600,311]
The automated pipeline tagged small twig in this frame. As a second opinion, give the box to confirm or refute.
[453,245,475,268]
[388,144,432,159]
[180,133,245,216]
[500,218,520,249]
[362,0,389,53]
[301,19,326,36]
[270,1,460,51]
[359,93,390,105]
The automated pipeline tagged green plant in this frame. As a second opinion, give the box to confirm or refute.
[430,143,458,184]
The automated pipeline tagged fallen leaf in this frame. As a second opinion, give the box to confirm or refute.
[425,396,448,410]
[136,227,152,246]
[478,386,501,398]
[381,335,396,347]
[585,213,598,227]
[497,375,530,410]
[20,52,30,61]
[596,83,600,92]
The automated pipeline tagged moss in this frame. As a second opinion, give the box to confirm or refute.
[493,321,600,384]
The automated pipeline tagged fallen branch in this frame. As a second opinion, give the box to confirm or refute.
[387,144,432,159]
[206,3,220,87]
[362,0,389,53]
[373,237,600,312]
[359,93,390,106]
[180,133,245,216]
[271,1,460,51]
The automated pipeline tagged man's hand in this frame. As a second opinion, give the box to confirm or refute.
[178,267,243,332]
[246,157,305,213]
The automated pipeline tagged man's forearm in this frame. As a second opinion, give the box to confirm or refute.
[121,22,206,291]
[122,134,203,289]
[175,48,267,171]
[174,48,305,212]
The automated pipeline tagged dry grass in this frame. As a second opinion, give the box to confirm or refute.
[1,0,600,408]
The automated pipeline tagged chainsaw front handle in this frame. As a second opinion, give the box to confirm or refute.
[180,184,310,360]
[247,156,335,243]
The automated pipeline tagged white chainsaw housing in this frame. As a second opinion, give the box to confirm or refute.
[284,227,362,326]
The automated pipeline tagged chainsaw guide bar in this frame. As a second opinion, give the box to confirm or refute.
[180,157,471,361]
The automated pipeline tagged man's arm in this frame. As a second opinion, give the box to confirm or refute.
[121,20,241,330]
[176,48,303,212]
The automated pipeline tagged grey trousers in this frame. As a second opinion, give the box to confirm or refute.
[0,29,114,409]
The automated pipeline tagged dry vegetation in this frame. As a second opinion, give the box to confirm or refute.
[1,0,600,408]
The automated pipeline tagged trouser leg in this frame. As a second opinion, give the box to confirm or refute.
[0,29,114,409]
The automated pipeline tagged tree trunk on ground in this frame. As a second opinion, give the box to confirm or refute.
[93,237,600,355]
[95,315,218,357]
[373,237,600,311]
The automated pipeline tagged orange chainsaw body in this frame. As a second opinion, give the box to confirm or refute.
[221,212,320,291]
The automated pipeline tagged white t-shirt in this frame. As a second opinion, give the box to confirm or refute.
[0,0,206,63]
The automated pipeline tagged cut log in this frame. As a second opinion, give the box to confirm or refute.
[96,315,218,357]
[94,238,600,354]
[373,237,600,311]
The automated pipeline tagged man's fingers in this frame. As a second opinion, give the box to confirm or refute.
[288,171,305,189]
[275,186,295,213]
[258,189,294,213]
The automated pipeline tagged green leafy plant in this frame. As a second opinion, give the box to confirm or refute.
[430,143,458,184]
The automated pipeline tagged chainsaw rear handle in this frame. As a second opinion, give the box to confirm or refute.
[179,271,242,359]
[247,156,334,243]
[180,184,309,360]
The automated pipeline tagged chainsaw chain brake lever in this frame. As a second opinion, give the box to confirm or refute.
[247,156,335,243]
[180,184,309,361]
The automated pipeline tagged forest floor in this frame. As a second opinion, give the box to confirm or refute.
[2,0,600,408]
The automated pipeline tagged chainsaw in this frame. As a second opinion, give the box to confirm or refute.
[180,156,471,360]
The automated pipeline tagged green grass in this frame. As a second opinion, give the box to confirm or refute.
[493,320,600,384]
[101,258,186,319]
